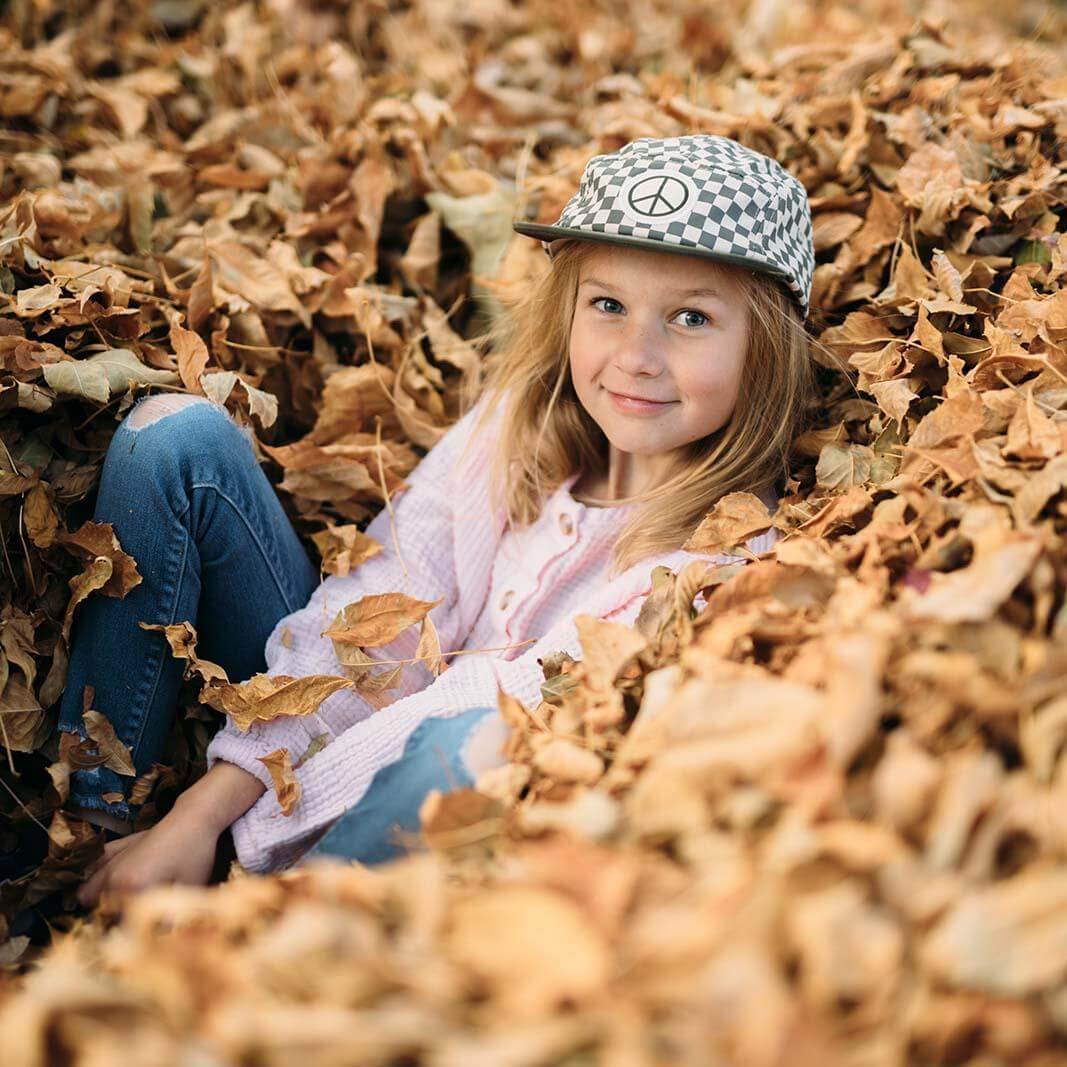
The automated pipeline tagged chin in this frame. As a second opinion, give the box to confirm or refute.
[601,428,668,454]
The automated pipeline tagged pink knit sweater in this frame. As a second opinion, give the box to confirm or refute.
[205,395,781,872]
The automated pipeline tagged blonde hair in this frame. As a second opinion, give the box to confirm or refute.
[465,238,815,579]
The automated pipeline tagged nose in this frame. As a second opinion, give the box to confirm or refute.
[610,316,665,378]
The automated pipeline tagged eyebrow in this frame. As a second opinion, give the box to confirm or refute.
[579,277,725,301]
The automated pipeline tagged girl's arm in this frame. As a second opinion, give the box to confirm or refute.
[170,757,267,833]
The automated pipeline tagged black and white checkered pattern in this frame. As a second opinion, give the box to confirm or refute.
[513,135,814,318]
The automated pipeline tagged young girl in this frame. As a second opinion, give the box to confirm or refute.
[70,134,814,906]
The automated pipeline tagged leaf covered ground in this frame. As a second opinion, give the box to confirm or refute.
[2,0,1067,1063]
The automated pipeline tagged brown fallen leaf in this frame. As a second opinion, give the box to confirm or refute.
[531,738,604,785]
[83,709,136,776]
[258,748,302,816]
[168,319,210,392]
[922,867,1067,996]
[323,592,444,649]
[416,614,445,677]
[900,532,1043,623]
[61,556,114,643]
[199,673,355,732]
[138,620,229,686]
[310,524,382,577]
[56,520,142,600]
[444,885,612,1019]
[684,491,775,556]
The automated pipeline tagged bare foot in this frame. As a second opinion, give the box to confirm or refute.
[66,805,135,836]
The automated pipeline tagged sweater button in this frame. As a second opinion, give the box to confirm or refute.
[499,590,514,611]
[559,513,574,536]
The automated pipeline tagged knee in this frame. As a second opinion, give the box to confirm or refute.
[109,393,255,478]
[124,393,214,431]
[459,708,510,775]
[121,393,255,450]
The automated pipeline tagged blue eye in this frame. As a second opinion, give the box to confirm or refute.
[675,309,710,328]
[590,297,623,314]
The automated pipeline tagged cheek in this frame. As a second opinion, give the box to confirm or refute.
[568,322,599,385]
[683,360,737,395]
[679,358,745,420]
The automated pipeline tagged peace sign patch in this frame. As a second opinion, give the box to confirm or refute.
[627,174,690,217]
[619,168,696,223]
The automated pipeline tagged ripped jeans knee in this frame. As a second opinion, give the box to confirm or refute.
[124,393,256,446]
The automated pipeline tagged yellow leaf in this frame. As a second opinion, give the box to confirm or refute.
[684,491,774,555]
[58,520,143,599]
[138,620,229,686]
[324,592,444,649]
[169,321,210,392]
[199,673,354,732]
[62,556,113,643]
[83,709,136,776]
[310,524,382,578]
[416,614,445,676]
[445,886,610,1019]
[351,663,404,695]
[532,738,604,785]
[257,748,302,816]
[573,615,647,692]
[23,482,58,549]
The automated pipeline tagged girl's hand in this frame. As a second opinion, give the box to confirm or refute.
[75,812,221,910]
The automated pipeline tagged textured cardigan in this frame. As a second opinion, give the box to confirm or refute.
[205,394,781,872]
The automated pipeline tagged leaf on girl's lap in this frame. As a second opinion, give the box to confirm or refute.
[416,614,445,676]
[323,591,443,649]
[199,672,355,732]
[257,748,301,816]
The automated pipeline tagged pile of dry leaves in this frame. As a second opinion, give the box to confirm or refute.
[2,0,1067,1062]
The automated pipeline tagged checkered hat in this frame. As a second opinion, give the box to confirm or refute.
[513,135,814,318]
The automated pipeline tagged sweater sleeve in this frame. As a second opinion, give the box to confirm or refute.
[204,393,500,797]
[222,533,772,874]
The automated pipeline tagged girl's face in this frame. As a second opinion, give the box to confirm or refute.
[568,244,750,466]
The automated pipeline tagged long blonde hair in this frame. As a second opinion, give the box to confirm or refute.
[465,238,815,579]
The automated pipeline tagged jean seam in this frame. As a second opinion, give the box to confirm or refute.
[125,496,194,769]
[188,481,310,616]
[69,496,193,816]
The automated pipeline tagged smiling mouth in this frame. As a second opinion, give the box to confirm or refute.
[606,388,676,404]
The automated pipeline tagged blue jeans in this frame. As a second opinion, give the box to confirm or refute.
[59,395,506,868]
[58,396,321,821]
[299,703,497,867]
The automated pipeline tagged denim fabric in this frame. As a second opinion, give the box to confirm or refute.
[299,704,497,867]
[57,396,321,820]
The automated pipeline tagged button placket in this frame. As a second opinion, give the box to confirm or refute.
[495,490,587,639]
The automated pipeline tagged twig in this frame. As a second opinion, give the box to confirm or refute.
[0,770,52,837]
[373,414,408,578]
[0,705,17,776]
[16,501,37,597]
[329,637,539,667]
[995,368,1067,417]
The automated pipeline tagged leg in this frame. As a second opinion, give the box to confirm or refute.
[58,394,321,828]
[298,705,511,867]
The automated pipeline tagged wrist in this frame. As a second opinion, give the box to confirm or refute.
[172,760,268,835]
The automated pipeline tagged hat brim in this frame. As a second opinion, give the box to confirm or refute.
[511,220,805,314]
